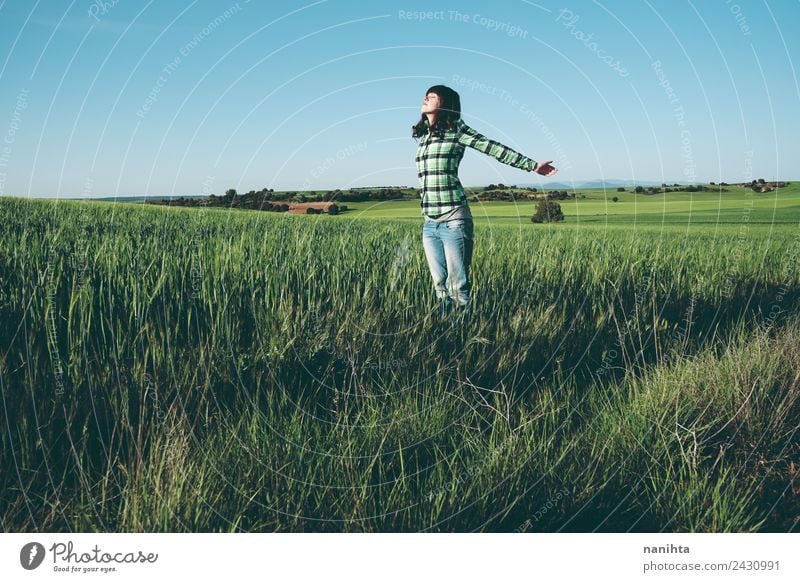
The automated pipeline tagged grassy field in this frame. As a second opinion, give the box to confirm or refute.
[1,186,798,532]
[342,183,800,230]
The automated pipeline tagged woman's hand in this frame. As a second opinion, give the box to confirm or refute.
[533,160,558,177]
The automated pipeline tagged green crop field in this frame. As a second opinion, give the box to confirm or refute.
[342,183,800,229]
[1,186,799,532]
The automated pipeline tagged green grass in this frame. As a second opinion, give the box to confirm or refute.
[0,193,798,532]
[341,182,800,230]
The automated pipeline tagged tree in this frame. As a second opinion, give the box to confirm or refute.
[634,186,644,194]
[225,188,237,198]
[327,203,340,215]
[531,200,565,223]
[612,196,619,202]
[617,187,625,192]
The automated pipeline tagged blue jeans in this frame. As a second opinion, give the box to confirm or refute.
[422,216,474,310]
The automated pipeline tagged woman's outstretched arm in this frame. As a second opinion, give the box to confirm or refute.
[457,121,558,176]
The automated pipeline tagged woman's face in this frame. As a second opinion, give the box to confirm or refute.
[421,92,441,114]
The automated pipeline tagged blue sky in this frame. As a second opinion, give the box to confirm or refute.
[0,0,798,197]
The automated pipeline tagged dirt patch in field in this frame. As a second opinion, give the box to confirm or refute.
[287,202,335,214]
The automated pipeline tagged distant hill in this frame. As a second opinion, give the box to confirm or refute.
[515,181,574,190]
[516,179,692,189]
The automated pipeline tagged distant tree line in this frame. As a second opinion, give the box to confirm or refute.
[624,184,729,194]
[470,188,582,202]
[470,189,537,202]
[484,183,523,190]
[146,186,414,211]
[146,189,292,212]
[617,180,790,195]
[146,179,791,213]
[318,188,411,202]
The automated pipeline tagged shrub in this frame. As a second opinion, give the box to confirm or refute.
[531,200,565,223]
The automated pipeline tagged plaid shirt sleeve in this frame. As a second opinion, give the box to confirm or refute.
[457,121,538,172]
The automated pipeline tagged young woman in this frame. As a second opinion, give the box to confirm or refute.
[412,84,558,319]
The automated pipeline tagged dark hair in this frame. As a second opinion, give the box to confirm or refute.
[412,85,461,140]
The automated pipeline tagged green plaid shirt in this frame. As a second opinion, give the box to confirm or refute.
[415,118,538,217]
